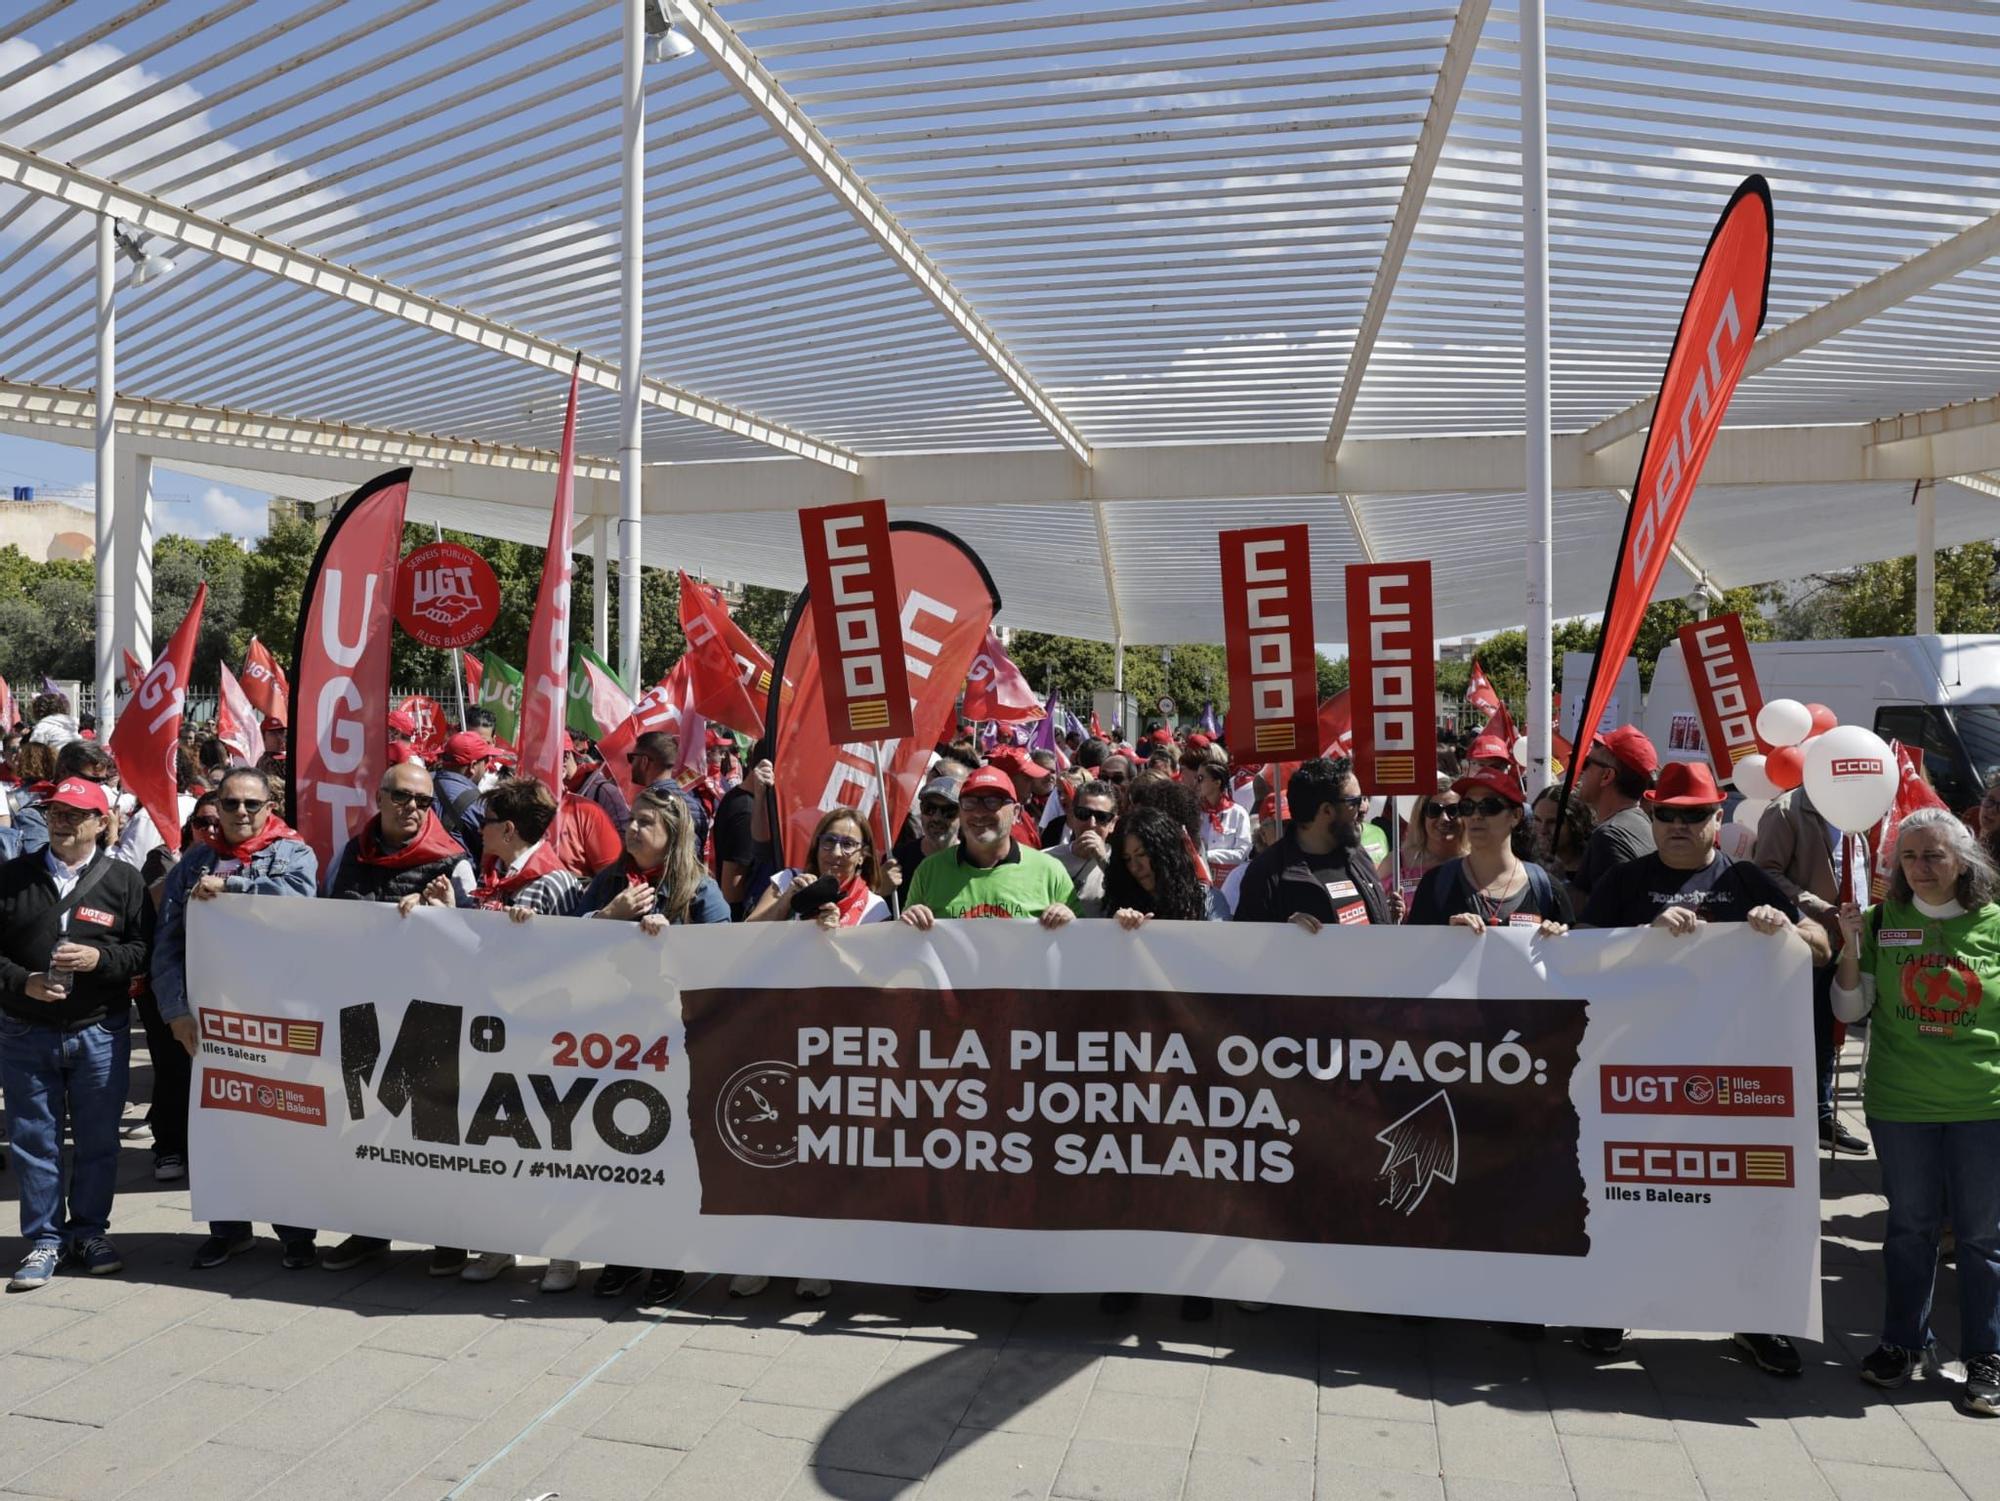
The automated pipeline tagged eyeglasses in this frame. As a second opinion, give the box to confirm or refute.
[1422,801,1462,820]
[218,798,267,814]
[1457,796,1514,818]
[817,833,864,854]
[1584,756,1616,775]
[1071,806,1116,825]
[960,793,1015,813]
[45,805,99,823]
[382,789,435,810]
[1649,805,1717,825]
[77,771,116,784]
[1331,796,1367,813]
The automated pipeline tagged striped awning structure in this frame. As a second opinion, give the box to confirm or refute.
[3,0,1998,642]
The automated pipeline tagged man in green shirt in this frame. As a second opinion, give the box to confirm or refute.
[902,766,1076,928]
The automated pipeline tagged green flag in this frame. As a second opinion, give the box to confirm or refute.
[477,652,523,745]
[569,644,633,738]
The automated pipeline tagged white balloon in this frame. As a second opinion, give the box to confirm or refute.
[1511,735,1529,764]
[1732,753,1779,802]
[1755,698,1813,749]
[1715,822,1757,860]
[1802,725,1899,832]
[1731,796,1768,830]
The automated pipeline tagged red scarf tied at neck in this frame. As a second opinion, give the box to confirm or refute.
[474,840,566,908]
[204,814,302,864]
[356,809,465,870]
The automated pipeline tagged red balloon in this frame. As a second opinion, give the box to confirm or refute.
[1766,743,1806,792]
[1805,702,1837,736]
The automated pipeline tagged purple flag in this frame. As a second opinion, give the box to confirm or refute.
[1199,700,1220,736]
[1028,689,1070,770]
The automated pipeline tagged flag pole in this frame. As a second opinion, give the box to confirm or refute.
[871,741,900,916]
[436,522,470,731]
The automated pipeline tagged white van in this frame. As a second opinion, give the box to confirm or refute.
[1642,635,2000,811]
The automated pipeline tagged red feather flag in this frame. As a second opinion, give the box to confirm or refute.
[241,637,289,725]
[109,584,206,856]
[960,627,1043,723]
[517,366,579,797]
[1465,657,1500,715]
[1565,175,1773,807]
[678,571,775,737]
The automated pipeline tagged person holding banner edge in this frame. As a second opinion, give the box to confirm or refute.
[1230,758,1395,930]
[1405,770,1571,934]
[1832,807,2000,1416]
[899,765,1076,930]
[1577,759,1827,1375]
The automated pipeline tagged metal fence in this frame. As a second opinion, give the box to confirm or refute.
[74,685,462,728]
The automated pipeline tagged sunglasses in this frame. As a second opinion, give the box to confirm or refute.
[1332,796,1367,813]
[45,804,100,822]
[383,789,435,810]
[1071,806,1116,825]
[1098,772,1130,785]
[1649,805,1717,825]
[961,793,1015,813]
[77,771,116,784]
[1422,801,1461,820]
[191,818,222,834]
[920,801,957,819]
[218,798,267,814]
[1457,796,1515,818]
[817,833,864,853]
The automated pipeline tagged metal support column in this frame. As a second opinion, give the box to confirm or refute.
[593,515,610,659]
[1521,0,1553,796]
[113,450,154,682]
[618,0,646,688]
[94,215,117,733]
[1916,480,1937,634]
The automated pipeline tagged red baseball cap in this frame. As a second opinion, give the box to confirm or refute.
[45,777,110,816]
[1450,769,1526,807]
[1148,727,1174,746]
[1186,732,1212,751]
[443,730,495,764]
[490,744,518,764]
[985,745,1051,780]
[260,715,285,732]
[1644,761,1724,808]
[1467,734,1514,764]
[1595,725,1659,779]
[705,728,733,749]
[958,765,1018,801]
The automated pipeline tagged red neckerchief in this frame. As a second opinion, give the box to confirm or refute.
[1178,827,1212,886]
[204,814,301,864]
[832,874,872,926]
[1203,801,1229,835]
[474,840,565,908]
[355,809,463,870]
[625,861,664,888]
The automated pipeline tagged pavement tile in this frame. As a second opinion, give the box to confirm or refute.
[518,1434,685,1500]
[0,1415,92,1490]
[1432,1382,1569,1488]
[810,1398,958,1481]
[1439,1481,1576,1500]
[1051,1438,1189,1501]
[1818,1458,1978,1501]
[1071,1388,1198,1448]
[1901,1411,2000,1501]
[210,1304,375,1391]
[1315,1414,1440,1477]
[0,1304,88,1360]
[393,1319,591,1420]
[1313,1461,1445,1500]
[212,1346,440,1457]
[652,1341,777,1391]
[1558,1432,1700,1498]
[1183,1450,1314,1501]
[11,1377,261,1500]
[588,1375,743,1451]
[1196,1363,1315,1457]
[1093,1352,1208,1401]
[109,1440,294,1501]
[18,1280,209,1363]
[17,1323,253,1426]
[786,1465,914,1500]
[1671,1401,1837,1500]
[649,1412,814,1500]
[252,1404,468,1500]
[960,1347,1099,1437]
[920,1427,1065,1501]
[0,1356,87,1413]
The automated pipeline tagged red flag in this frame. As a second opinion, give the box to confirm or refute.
[598,659,706,804]
[677,571,774,736]
[961,628,1044,723]
[1676,613,1765,783]
[1869,741,1948,901]
[797,500,913,744]
[768,522,999,868]
[109,583,206,856]
[461,652,483,714]
[1345,562,1436,796]
[1219,525,1317,764]
[1318,690,1353,757]
[216,662,265,766]
[241,637,288,725]
[518,367,579,797]
[1568,176,1772,791]
[1481,702,1520,750]
[1465,657,1500,715]
[0,674,14,730]
[1090,709,1104,739]
[120,648,146,693]
[287,469,410,874]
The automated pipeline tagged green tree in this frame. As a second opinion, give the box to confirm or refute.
[732,585,798,656]
[1776,545,2000,639]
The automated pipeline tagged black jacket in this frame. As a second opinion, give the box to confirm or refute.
[1230,833,1392,927]
[0,848,154,1029]
[327,841,464,904]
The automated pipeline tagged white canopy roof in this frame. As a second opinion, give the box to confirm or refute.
[3,0,1999,641]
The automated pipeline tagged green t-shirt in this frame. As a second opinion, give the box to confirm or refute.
[1859,899,2000,1122]
[906,843,1076,920]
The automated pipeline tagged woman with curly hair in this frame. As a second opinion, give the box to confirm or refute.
[1101,806,1224,928]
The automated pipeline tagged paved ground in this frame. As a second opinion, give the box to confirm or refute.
[0,1039,1989,1501]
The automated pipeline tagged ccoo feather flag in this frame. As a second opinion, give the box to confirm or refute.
[1564,175,1772,811]
[110,584,207,856]
[517,364,579,797]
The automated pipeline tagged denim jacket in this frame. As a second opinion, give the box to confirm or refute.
[151,837,319,1022]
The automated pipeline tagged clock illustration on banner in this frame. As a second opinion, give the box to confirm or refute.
[717,1061,799,1168]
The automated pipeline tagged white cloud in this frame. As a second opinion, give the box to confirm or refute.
[172,485,269,542]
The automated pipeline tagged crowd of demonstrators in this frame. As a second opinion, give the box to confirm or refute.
[2,699,1996,1413]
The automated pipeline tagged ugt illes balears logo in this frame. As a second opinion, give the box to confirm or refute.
[338,1000,671,1157]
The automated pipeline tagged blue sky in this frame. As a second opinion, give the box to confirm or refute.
[0,431,272,542]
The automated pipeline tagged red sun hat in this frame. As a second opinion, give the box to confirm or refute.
[45,777,110,816]
[1450,769,1526,807]
[1595,724,1659,779]
[443,730,495,764]
[1644,761,1725,808]
[958,765,1018,802]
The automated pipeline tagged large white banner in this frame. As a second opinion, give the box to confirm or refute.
[188,901,1821,1337]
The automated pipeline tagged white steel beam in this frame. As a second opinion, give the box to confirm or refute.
[1581,203,2000,454]
[0,144,860,472]
[1339,494,1378,564]
[668,0,1092,463]
[1325,0,1490,455]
